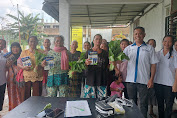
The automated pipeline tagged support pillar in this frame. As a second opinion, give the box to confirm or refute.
[59,0,70,49]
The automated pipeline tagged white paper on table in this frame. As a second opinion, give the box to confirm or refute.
[65,100,92,117]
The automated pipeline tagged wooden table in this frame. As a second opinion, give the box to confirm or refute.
[3,96,144,118]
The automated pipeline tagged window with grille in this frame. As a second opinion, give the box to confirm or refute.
[165,12,177,39]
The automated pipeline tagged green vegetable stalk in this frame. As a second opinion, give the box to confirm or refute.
[108,40,129,71]
[68,52,86,78]
[79,52,86,60]
[39,103,52,113]
[34,50,46,73]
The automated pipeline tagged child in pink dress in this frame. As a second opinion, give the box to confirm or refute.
[115,39,129,98]
[110,74,125,97]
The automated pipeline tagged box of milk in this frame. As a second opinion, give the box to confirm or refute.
[44,57,54,70]
[21,56,32,67]
[88,51,98,65]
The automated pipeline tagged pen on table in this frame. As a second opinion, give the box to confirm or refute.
[73,106,85,111]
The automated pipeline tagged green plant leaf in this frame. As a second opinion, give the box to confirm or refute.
[109,63,115,71]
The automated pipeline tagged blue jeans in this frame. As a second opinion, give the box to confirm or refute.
[126,83,148,118]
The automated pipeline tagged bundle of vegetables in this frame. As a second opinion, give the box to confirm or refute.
[68,52,86,78]
[109,40,129,71]
[79,52,86,60]
[34,50,46,73]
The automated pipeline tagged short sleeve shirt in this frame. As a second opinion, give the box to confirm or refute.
[154,50,177,86]
[68,51,81,61]
[85,49,109,86]
[20,49,43,82]
[123,42,159,85]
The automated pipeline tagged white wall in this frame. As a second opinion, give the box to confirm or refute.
[130,0,171,51]
[91,29,112,42]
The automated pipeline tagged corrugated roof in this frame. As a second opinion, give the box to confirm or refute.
[42,0,158,26]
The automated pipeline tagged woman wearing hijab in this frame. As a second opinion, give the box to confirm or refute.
[45,35,69,97]
[7,42,24,111]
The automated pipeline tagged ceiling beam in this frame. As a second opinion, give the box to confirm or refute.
[71,11,141,16]
[129,4,150,24]
[68,0,162,5]
[71,15,142,17]
[92,19,131,22]
[86,5,91,25]
[129,3,159,24]
[112,4,126,25]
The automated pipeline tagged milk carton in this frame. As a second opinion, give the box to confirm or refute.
[88,51,98,65]
[21,56,32,67]
[44,57,54,70]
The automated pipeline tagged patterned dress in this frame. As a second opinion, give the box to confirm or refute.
[7,65,25,111]
[68,51,82,97]
[47,50,69,97]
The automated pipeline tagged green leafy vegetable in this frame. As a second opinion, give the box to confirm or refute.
[79,52,86,60]
[108,40,129,71]
[34,50,46,73]
[68,52,86,78]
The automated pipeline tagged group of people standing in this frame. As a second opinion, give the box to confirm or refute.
[0,26,177,118]
[113,27,177,118]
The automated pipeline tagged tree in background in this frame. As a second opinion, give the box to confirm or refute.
[7,10,47,46]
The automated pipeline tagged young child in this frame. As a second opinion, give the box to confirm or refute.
[115,39,129,98]
[110,74,125,97]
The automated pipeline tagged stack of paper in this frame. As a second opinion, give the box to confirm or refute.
[65,100,92,117]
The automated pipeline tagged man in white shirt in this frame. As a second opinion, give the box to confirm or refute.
[123,27,158,118]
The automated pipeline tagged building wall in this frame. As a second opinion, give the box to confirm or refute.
[42,23,130,50]
[130,0,171,51]
[43,22,60,36]
[112,27,130,40]
[42,22,60,49]
[83,26,130,42]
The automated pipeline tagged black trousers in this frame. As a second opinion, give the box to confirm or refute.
[154,83,175,118]
[126,83,148,118]
[122,82,129,99]
[0,83,6,111]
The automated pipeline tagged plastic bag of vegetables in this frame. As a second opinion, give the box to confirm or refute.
[109,40,129,71]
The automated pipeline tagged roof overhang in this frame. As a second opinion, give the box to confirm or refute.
[42,0,162,27]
